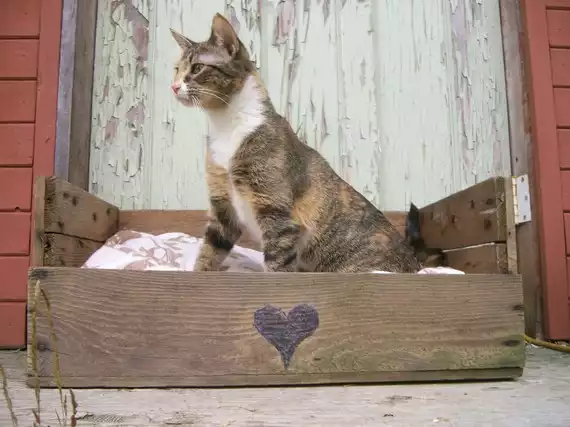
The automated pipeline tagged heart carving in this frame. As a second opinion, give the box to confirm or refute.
[253,304,319,369]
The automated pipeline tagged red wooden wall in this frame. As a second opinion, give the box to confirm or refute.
[0,0,62,347]
[522,0,570,339]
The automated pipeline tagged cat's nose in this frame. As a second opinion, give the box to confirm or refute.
[171,82,181,94]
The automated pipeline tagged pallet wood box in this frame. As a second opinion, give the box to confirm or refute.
[27,176,524,388]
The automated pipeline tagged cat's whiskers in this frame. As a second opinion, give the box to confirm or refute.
[193,89,231,107]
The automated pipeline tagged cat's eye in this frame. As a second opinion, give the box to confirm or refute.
[191,63,204,74]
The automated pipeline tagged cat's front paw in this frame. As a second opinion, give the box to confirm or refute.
[193,258,222,272]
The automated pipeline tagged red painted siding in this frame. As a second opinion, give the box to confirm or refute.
[522,0,570,339]
[0,0,61,347]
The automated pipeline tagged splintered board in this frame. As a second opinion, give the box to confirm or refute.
[27,268,525,388]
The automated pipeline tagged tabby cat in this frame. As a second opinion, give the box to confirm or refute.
[170,13,422,273]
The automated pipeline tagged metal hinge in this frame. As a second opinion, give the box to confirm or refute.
[512,174,532,225]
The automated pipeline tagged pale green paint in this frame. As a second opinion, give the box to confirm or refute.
[89,0,511,211]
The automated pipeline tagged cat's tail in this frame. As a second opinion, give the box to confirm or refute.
[405,202,447,267]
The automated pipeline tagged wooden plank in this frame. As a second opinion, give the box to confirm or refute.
[560,171,570,210]
[545,0,570,8]
[29,368,523,389]
[0,40,39,78]
[0,213,31,255]
[504,177,518,274]
[547,10,570,47]
[554,88,570,127]
[444,243,508,274]
[0,0,41,37]
[0,124,34,166]
[31,177,46,267]
[521,0,570,339]
[0,167,33,211]
[27,268,525,387]
[0,81,36,123]
[0,302,26,348]
[500,0,541,334]
[33,0,63,179]
[563,213,570,254]
[43,233,103,267]
[0,256,29,300]
[418,177,507,250]
[551,48,570,87]
[43,177,119,241]
[55,0,98,190]
[119,210,408,251]
[559,129,570,168]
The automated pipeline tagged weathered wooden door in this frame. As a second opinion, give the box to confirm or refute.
[89,0,513,212]
[521,0,570,339]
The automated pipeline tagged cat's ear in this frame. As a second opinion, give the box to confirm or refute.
[209,13,240,57]
[170,29,194,50]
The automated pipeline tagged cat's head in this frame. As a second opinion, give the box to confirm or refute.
[170,13,254,110]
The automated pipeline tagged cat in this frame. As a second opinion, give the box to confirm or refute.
[170,13,422,273]
[405,202,447,267]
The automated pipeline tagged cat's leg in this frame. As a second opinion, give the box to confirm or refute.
[194,197,242,271]
[256,207,302,272]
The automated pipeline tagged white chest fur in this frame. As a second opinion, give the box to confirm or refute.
[230,185,263,243]
[207,76,265,170]
[206,75,265,243]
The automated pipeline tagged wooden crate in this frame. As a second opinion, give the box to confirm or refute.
[27,176,524,388]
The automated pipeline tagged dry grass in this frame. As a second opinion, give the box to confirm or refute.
[1,280,78,427]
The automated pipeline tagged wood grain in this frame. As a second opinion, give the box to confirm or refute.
[444,243,508,274]
[547,9,570,47]
[0,302,26,348]
[504,176,518,274]
[0,40,39,79]
[0,213,31,255]
[0,167,33,211]
[419,177,507,250]
[551,48,570,87]
[43,176,119,241]
[545,0,570,8]
[554,88,570,127]
[559,129,570,168]
[4,348,567,427]
[32,0,63,179]
[119,210,408,250]
[0,124,34,166]
[500,0,542,335]
[0,81,37,123]
[560,171,570,210]
[0,256,29,300]
[562,213,570,254]
[0,0,41,37]
[31,177,46,267]
[27,268,524,388]
[43,233,103,267]
[55,0,98,190]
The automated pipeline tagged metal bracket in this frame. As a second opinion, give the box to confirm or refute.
[512,174,532,225]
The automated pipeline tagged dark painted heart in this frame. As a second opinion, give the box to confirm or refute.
[253,304,319,369]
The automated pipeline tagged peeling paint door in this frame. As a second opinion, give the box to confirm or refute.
[89,0,512,211]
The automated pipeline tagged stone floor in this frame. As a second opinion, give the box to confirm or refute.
[1,346,569,426]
